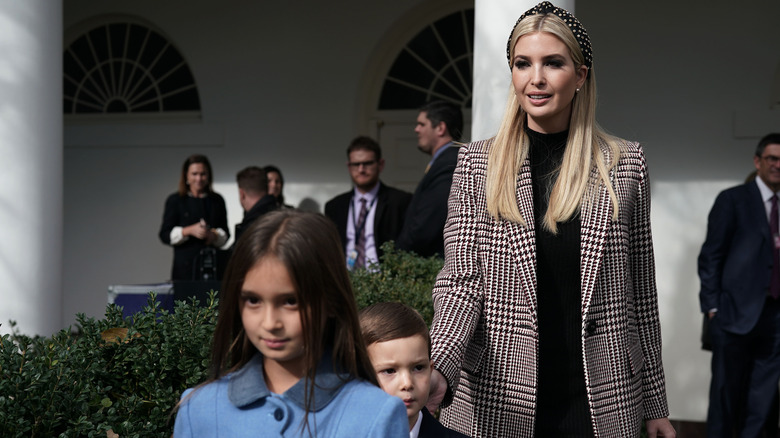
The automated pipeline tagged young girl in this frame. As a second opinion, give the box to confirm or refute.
[174,210,408,437]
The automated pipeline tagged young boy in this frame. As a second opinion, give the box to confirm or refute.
[360,302,470,438]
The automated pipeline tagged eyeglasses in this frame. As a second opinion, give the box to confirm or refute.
[761,155,780,165]
[347,160,377,169]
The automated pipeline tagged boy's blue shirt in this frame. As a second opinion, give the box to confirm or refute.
[174,352,408,437]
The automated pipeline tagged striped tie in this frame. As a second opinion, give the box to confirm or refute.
[354,198,368,269]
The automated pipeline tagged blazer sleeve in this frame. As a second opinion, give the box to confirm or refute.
[396,150,457,256]
[159,194,180,245]
[629,146,670,420]
[430,143,485,406]
[324,194,349,250]
[697,190,735,313]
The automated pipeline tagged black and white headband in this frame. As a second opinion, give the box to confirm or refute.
[506,1,593,70]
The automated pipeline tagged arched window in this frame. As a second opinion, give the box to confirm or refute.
[378,8,473,110]
[63,22,200,115]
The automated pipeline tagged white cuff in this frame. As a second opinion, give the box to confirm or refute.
[213,228,228,248]
[170,226,188,245]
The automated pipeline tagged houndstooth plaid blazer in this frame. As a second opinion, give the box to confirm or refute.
[430,138,670,437]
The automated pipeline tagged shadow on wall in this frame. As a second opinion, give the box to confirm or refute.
[651,180,738,421]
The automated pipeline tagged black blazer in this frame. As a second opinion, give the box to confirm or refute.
[234,194,278,244]
[699,180,774,335]
[419,407,470,438]
[159,192,229,281]
[396,145,459,257]
[324,182,412,259]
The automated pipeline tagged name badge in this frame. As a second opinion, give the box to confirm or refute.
[347,250,357,270]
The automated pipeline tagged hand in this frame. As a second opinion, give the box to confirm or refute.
[708,311,716,320]
[426,369,448,413]
[182,222,208,240]
[646,417,676,437]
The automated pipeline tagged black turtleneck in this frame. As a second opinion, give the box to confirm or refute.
[527,127,593,437]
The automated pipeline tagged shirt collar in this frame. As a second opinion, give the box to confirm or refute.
[227,350,352,411]
[755,175,776,202]
[352,182,381,203]
[430,142,453,165]
[409,410,422,438]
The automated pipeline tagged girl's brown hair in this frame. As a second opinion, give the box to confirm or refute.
[207,210,377,426]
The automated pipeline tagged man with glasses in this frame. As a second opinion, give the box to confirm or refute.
[699,133,780,437]
[325,136,412,270]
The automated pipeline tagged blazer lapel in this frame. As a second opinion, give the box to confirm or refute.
[507,159,539,315]
[747,181,771,240]
[580,146,614,321]
[374,183,388,236]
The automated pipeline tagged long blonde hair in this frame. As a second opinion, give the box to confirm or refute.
[486,13,621,233]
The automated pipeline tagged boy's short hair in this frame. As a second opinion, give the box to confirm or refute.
[359,302,431,355]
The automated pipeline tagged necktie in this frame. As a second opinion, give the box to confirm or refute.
[771,194,780,299]
[354,198,368,269]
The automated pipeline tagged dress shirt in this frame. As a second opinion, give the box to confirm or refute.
[409,410,422,438]
[346,183,380,267]
[756,175,780,223]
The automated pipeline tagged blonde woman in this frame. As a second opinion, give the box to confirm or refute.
[427,3,675,437]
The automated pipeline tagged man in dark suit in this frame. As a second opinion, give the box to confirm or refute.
[699,133,780,437]
[234,166,278,244]
[325,136,411,270]
[396,100,463,258]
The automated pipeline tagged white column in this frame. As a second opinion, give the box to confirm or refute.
[472,0,575,140]
[0,1,63,336]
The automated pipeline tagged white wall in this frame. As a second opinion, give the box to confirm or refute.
[59,0,780,423]
[582,0,780,421]
[61,0,423,327]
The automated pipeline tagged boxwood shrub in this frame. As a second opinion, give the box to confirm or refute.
[0,242,441,437]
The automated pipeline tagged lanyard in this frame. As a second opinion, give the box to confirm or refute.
[351,194,378,240]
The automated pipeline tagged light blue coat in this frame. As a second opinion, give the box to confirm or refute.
[174,353,408,437]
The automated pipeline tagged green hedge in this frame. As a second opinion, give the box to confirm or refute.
[351,241,443,326]
[0,294,218,438]
[0,243,441,437]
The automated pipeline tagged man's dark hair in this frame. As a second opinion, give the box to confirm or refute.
[755,133,780,157]
[236,166,268,195]
[420,100,464,142]
[346,136,382,160]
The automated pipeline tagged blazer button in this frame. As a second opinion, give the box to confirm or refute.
[586,320,597,336]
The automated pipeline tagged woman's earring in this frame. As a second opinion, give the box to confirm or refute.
[576,88,580,93]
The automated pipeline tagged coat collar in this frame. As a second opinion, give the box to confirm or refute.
[228,351,352,411]
[506,140,615,320]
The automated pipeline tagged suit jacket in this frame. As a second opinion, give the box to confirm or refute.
[419,407,470,438]
[429,139,669,437]
[324,182,412,260]
[396,145,459,257]
[698,180,773,335]
[234,194,278,244]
